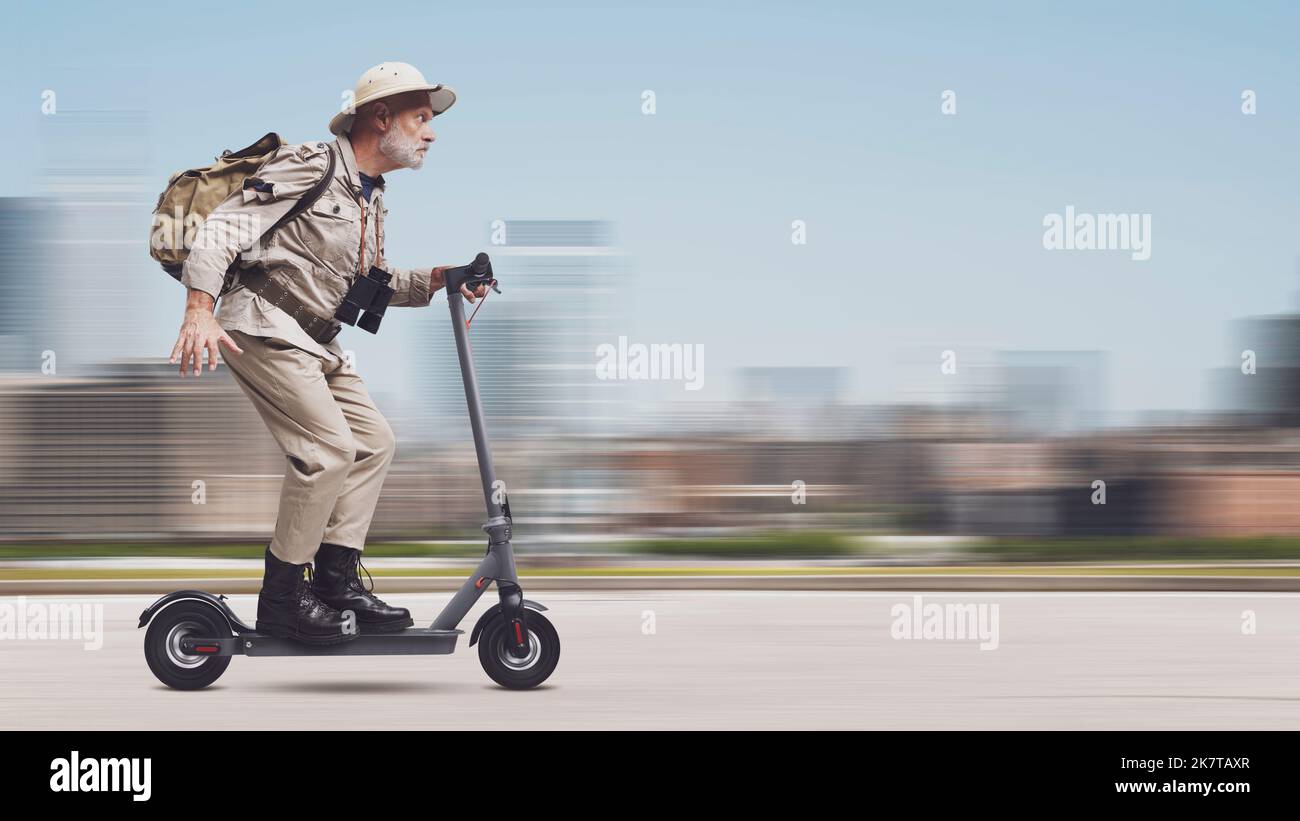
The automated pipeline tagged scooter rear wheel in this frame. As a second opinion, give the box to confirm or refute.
[477,610,560,690]
[144,601,232,690]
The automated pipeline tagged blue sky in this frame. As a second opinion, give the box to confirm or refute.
[5,0,1300,416]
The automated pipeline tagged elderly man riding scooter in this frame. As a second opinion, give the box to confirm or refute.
[169,62,488,645]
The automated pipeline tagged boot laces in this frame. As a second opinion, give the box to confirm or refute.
[300,566,330,609]
[346,551,376,595]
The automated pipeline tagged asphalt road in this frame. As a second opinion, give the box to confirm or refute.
[3,591,1300,730]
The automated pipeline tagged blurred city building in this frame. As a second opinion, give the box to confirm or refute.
[995,350,1109,436]
[734,366,849,439]
[8,198,1300,545]
[410,219,630,442]
[0,359,491,541]
[7,357,1300,542]
[1212,312,1300,427]
[0,198,56,373]
[38,107,155,375]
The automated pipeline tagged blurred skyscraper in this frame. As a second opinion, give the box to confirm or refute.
[411,219,629,441]
[38,105,154,375]
[0,198,56,373]
[740,366,846,403]
[995,350,1109,436]
[1214,313,1300,426]
[735,366,850,439]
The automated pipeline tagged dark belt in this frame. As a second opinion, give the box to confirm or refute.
[237,266,343,344]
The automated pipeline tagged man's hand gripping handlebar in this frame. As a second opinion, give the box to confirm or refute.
[445,252,501,297]
[445,253,501,328]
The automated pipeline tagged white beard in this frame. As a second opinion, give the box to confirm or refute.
[379,127,425,169]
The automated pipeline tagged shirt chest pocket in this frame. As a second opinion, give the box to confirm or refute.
[305,193,364,273]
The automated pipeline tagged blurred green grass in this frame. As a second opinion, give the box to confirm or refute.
[970,536,1300,563]
[617,531,858,558]
[4,565,1300,581]
[0,541,481,560]
[6,534,1300,562]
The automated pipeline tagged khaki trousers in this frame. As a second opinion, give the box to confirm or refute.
[223,330,395,564]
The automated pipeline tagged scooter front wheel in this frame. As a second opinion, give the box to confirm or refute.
[477,610,560,690]
[144,601,232,690]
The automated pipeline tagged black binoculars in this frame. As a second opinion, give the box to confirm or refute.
[335,266,395,334]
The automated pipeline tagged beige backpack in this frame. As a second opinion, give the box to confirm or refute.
[149,132,334,293]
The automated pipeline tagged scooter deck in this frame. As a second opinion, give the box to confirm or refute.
[202,628,463,657]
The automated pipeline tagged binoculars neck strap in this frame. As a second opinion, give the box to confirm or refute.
[355,191,384,276]
[357,198,367,276]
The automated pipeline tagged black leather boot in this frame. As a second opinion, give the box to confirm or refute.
[255,546,358,645]
[311,543,414,633]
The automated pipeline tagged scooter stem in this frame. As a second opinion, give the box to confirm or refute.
[429,255,522,632]
[446,290,503,518]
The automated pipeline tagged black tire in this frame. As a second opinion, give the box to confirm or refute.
[144,601,233,690]
[477,610,560,690]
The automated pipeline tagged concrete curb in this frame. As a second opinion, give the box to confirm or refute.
[6,575,1300,595]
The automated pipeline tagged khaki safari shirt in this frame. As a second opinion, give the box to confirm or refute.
[181,133,432,363]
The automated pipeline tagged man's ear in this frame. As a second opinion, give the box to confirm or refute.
[372,101,392,132]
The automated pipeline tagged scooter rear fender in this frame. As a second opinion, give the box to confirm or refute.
[137,590,254,634]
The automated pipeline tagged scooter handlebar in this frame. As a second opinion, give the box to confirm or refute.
[445,252,501,296]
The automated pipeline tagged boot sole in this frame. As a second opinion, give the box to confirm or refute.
[254,621,360,646]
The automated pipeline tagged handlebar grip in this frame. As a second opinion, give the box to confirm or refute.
[470,252,490,277]
[445,252,500,295]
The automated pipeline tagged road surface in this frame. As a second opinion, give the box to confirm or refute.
[2,591,1299,730]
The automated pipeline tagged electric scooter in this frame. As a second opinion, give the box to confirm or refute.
[139,253,560,690]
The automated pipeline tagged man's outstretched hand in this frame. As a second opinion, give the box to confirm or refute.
[430,265,489,303]
[170,290,244,377]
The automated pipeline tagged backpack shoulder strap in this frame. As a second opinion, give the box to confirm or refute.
[264,142,337,241]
